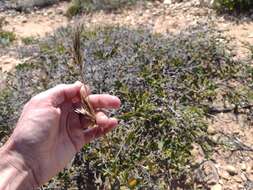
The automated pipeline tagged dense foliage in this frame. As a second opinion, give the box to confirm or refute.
[214,0,253,13]
[0,24,252,189]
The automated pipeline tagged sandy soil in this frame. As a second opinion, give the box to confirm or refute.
[0,1,69,72]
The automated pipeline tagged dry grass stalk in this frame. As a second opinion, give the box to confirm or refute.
[72,24,96,127]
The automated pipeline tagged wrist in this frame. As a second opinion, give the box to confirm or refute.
[0,146,39,190]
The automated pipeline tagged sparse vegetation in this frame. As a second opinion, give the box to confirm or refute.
[0,31,15,46]
[21,36,38,45]
[0,17,15,46]
[214,0,253,13]
[0,23,252,188]
[66,0,143,17]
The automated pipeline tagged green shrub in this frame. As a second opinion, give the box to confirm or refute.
[21,36,38,45]
[0,18,15,46]
[0,30,15,46]
[66,0,142,17]
[214,0,253,13]
[66,0,84,17]
[1,25,252,189]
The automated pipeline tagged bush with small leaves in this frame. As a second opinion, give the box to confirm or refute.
[0,17,15,46]
[214,0,253,13]
[0,31,15,46]
[1,24,252,188]
[66,0,146,17]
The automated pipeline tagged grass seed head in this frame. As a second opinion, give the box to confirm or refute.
[72,24,96,127]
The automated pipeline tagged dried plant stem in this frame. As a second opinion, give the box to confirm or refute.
[72,24,96,127]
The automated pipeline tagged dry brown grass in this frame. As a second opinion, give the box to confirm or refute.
[72,24,96,127]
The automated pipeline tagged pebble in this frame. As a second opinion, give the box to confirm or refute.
[22,18,28,23]
[56,8,64,15]
[248,33,253,38]
[190,143,205,164]
[207,125,216,135]
[233,176,242,183]
[219,170,230,180]
[248,174,253,181]
[47,10,53,15]
[241,163,246,171]
[211,184,222,190]
[203,161,219,185]
[240,173,247,182]
[225,165,238,176]
[163,0,172,5]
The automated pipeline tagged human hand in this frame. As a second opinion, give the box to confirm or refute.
[0,82,121,189]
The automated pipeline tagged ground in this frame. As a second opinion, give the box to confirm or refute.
[0,1,252,189]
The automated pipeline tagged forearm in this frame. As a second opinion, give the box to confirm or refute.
[0,147,38,190]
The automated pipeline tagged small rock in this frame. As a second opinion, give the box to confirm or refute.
[246,165,252,173]
[248,33,253,38]
[207,125,216,135]
[49,15,55,19]
[233,175,242,183]
[190,143,205,164]
[240,173,247,182]
[47,10,53,15]
[241,163,246,171]
[248,174,253,181]
[56,8,63,15]
[22,18,28,23]
[211,184,222,190]
[219,169,230,180]
[195,161,219,185]
[225,165,237,176]
[163,0,172,5]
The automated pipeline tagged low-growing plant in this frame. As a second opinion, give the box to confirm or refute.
[1,24,252,189]
[66,0,144,17]
[214,0,253,13]
[0,17,15,46]
[21,36,38,45]
[0,30,15,46]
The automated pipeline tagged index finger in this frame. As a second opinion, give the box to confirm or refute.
[34,81,87,107]
[87,94,121,109]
